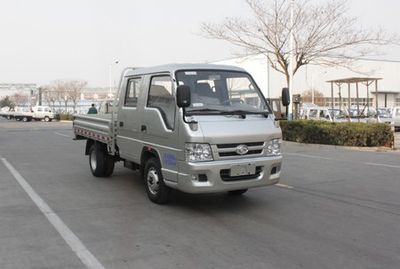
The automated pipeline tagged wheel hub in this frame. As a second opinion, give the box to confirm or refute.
[90,149,97,170]
[147,168,160,195]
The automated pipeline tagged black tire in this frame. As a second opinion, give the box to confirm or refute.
[144,158,170,204]
[228,189,248,196]
[89,143,114,177]
[44,116,50,122]
[22,117,28,122]
[104,155,115,177]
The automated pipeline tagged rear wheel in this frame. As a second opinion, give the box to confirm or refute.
[44,116,50,122]
[228,189,248,196]
[104,154,115,177]
[144,158,170,204]
[89,143,115,177]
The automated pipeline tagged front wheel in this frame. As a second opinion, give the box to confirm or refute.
[44,116,50,122]
[144,158,170,204]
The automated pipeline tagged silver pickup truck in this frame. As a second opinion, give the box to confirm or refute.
[73,64,283,204]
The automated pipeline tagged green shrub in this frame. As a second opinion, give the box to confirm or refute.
[55,113,74,121]
[280,120,393,147]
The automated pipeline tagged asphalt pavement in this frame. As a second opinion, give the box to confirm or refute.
[0,118,399,269]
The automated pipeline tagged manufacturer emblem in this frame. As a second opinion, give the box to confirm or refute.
[236,144,249,155]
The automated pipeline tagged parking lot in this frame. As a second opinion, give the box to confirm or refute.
[1,118,400,269]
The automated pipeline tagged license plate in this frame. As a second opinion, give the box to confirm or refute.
[230,164,256,177]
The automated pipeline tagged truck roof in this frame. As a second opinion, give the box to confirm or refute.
[123,63,247,77]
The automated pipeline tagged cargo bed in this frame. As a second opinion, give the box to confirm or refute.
[73,114,116,147]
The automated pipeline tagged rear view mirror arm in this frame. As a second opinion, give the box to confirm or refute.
[182,107,197,124]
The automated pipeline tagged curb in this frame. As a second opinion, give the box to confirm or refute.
[282,141,399,153]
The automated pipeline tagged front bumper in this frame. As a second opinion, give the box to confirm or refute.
[167,156,282,193]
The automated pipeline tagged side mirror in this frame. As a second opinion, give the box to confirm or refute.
[282,88,290,107]
[176,85,191,108]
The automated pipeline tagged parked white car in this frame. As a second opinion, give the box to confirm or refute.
[31,106,55,121]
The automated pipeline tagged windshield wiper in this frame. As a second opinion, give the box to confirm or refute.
[221,110,269,118]
[186,108,268,118]
[185,108,225,115]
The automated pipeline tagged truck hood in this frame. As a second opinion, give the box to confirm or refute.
[195,115,281,144]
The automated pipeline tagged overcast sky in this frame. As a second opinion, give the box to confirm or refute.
[0,0,399,87]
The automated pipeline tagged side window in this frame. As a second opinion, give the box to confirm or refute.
[125,77,142,107]
[147,76,175,129]
[37,107,43,112]
[309,109,318,119]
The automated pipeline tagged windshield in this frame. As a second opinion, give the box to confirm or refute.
[175,70,270,115]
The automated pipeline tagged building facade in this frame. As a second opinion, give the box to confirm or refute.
[0,83,38,106]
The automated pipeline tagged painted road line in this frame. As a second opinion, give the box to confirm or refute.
[1,158,106,269]
[54,132,71,138]
[276,183,294,189]
[284,152,332,160]
[364,162,400,169]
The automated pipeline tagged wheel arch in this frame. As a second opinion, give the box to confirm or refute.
[85,139,95,155]
[140,146,161,168]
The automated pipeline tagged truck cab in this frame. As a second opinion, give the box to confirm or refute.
[390,107,400,131]
[74,64,283,204]
[32,106,54,121]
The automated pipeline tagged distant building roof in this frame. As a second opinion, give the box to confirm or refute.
[326,77,382,84]
[370,91,400,95]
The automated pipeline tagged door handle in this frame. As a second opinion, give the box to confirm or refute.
[141,125,147,132]
[119,121,124,127]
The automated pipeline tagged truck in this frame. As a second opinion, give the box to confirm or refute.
[31,106,55,121]
[73,64,283,204]
[0,106,54,122]
[0,107,33,121]
[390,107,400,131]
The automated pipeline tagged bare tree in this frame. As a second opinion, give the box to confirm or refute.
[47,80,66,112]
[301,89,325,106]
[45,80,87,112]
[302,89,324,98]
[201,0,398,86]
[11,92,29,107]
[42,86,58,111]
[66,80,87,113]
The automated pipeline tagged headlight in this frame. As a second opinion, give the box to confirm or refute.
[185,143,213,162]
[266,139,281,156]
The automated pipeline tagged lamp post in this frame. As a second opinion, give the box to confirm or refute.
[108,60,119,99]
[288,0,294,120]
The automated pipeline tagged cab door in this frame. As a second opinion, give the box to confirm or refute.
[117,76,144,163]
[142,74,180,182]
[35,106,44,119]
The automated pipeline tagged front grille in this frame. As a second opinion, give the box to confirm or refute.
[216,142,264,158]
[220,166,263,181]
[217,142,264,149]
[219,149,263,157]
